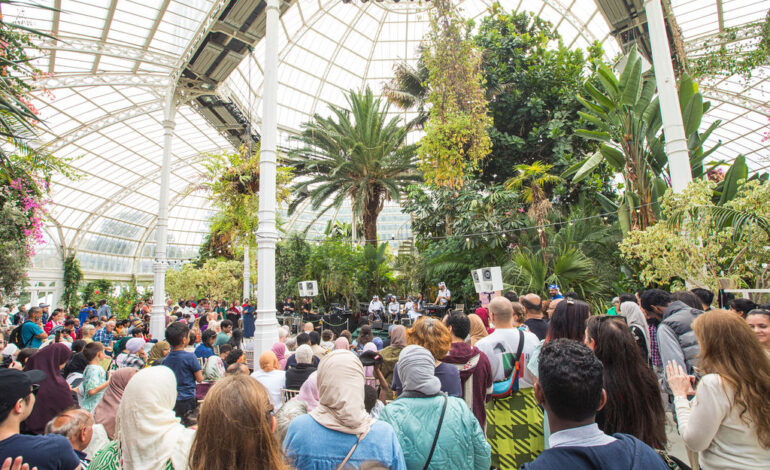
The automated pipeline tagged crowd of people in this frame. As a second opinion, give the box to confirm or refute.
[1,287,769,470]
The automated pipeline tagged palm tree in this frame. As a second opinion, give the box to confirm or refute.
[382,55,429,127]
[287,87,420,245]
[505,162,562,251]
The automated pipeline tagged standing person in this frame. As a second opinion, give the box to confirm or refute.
[251,351,286,411]
[188,375,288,470]
[93,368,138,440]
[746,309,770,354]
[585,316,666,450]
[214,320,232,348]
[242,299,255,339]
[467,314,488,346]
[21,343,73,435]
[19,307,47,349]
[391,317,461,398]
[283,350,407,470]
[440,313,492,428]
[521,294,548,341]
[96,300,111,320]
[690,288,714,312]
[379,345,491,470]
[226,302,240,329]
[521,340,668,470]
[161,322,203,419]
[88,367,196,470]
[282,297,296,315]
[619,301,651,361]
[0,369,82,469]
[81,342,110,412]
[43,309,64,335]
[667,310,770,469]
[729,298,757,319]
[475,296,542,469]
[434,282,451,306]
[545,285,564,317]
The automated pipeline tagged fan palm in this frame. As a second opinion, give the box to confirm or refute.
[287,87,420,245]
[505,162,563,250]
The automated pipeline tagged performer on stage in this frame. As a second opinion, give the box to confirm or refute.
[387,295,400,322]
[368,295,384,321]
[302,297,315,315]
[404,296,419,320]
[282,297,296,315]
[434,282,451,306]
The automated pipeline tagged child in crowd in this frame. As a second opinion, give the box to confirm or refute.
[81,342,110,412]
[162,322,203,419]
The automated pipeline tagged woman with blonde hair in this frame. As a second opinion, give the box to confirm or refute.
[667,309,770,469]
[391,317,461,397]
[188,375,287,470]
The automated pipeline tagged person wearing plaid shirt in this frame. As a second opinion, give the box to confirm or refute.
[93,321,115,352]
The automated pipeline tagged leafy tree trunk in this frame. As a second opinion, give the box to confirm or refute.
[363,195,383,246]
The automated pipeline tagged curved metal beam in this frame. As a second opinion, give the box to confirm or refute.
[37,36,179,70]
[35,73,175,90]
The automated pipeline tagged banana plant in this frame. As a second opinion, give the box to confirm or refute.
[571,45,721,232]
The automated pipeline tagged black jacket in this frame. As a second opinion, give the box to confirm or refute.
[285,363,317,390]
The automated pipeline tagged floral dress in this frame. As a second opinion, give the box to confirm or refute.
[81,364,107,412]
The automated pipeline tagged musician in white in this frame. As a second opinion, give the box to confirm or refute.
[387,295,400,321]
[404,296,419,320]
[368,295,385,319]
[434,282,451,306]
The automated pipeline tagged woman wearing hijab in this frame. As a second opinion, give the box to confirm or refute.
[372,337,384,350]
[22,343,73,434]
[94,368,138,440]
[115,338,146,369]
[379,325,406,389]
[283,350,407,470]
[252,350,286,410]
[147,340,170,367]
[467,314,488,346]
[88,366,196,470]
[334,337,350,351]
[474,307,493,334]
[380,345,491,470]
[271,342,288,370]
[362,342,378,388]
[619,301,651,361]
[286,344,317,390]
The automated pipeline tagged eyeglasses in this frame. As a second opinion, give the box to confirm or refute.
[30,384,40,395]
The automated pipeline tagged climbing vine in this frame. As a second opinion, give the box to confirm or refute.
[418,0,492,188]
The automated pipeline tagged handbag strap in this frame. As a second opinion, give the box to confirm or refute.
[515,327,525,361]
[423,394,449,470]
[336,430,369,470]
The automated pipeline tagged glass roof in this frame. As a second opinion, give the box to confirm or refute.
[7,0,769,277]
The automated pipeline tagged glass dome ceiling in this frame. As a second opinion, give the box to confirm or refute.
[7,0,768,278]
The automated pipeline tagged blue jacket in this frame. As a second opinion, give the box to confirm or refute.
[284,414,406,470]
[379,395,491,470]
[521,433,668,470]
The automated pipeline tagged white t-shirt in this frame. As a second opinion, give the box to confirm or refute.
[388,302,400,314]
[475,327,540,388]
[368,300,384,312]
[251,369,286,410]
[437,288,451,305]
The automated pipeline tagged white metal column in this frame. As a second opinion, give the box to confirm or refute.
[252,0,280,363]
[645,0,692,193]
[243,244,250,301]
[150,88,176,340]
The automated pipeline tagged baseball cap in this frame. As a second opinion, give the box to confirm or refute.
[0,369,46,410]
[548,284,560,290]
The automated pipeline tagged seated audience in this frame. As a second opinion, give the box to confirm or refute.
[188,375,287,470]
[309,331,326,358]
[392,317,461,397]
[214,320,232,347]
[225,349,244,368]
[522,339,667,469]
[22,343,73,434]
[285,345,317,390]
[379,345,491,469]
[746,309,770,354]
[93,368,138,440]
[320,330,335,353]
[283,350,406,469]
[0,368,81,469]
[194,329,216,360]
[226,363,250,376]
[115,338,146,369]
[45,408,94,468]
[285,333,320,369]
[271,342,288,370]
[147,340,170,366]
[202,344,230,382]
[585,315,666,449]
[667,310,770,469]
[88,367,195,470]
[442,312,492,428]
[379,325,406,392]
[252,351,286,411]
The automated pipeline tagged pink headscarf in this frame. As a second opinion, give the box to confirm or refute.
[334,337,349,351]
[293,371,319,411]
[362,342,378,387]
[475,307,494,334]
[271,342,287,370]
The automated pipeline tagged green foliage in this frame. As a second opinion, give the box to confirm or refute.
[166,258,244,302]
[112,284,142,320]
[0,200,28,302]
[275,234,312,302]
[418,0,492,188]
[80,279,113,305]
[61,255,82,311]
[620,179,770,291]
[689,12,770,79]
[383,55,429,127]
[305,240,365,306]
[288,87,419,244]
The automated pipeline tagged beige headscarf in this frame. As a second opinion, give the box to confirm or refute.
[468,314,489,346]
[115,366,195,470]
[310,350,371,437]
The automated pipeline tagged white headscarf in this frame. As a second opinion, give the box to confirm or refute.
[115,366,195,470]
[125,338,145,354]
[310,350,371,437]
[620,301,651,358]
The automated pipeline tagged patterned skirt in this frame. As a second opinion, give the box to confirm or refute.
[485,387,544,469]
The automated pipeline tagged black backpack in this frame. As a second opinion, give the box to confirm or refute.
[9,321,33,348]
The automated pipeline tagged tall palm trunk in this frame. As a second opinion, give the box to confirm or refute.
[363,196,382,246]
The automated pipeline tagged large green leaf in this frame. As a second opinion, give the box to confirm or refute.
[597,64,620,100]
[575,129,611,142]
[572,151,604,183]
[620,58,642,106]
[599,144,625,171]
[718,155,747,205]
[633,79,657,116]
[577,95,609,119]
[678,74,696,117]
[618,46,638,92]
[583,82,614,111]
[577,111,606,129]
[683,93,703,136]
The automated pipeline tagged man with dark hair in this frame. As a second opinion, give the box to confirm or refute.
[195,329,217,360]
[214,320,232,347]
[19,307,47,349]
[320,329,335,353]
[503,291,519,303]
[640,289,703,382]
[96,299,111,320]
[0,369,82,469]
[729,298,757,319]
[443,313,492,428]
[521,294,548,340]
[285,333,320,369]
[162,322,202,419]
[618,293,637,304]
[522,339,666,469]
[689,288,714,311]
[308,331,326,358]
